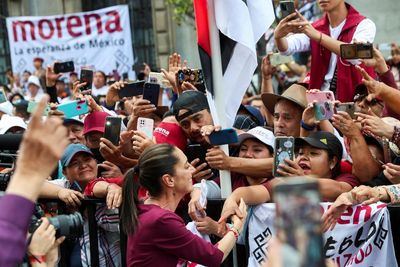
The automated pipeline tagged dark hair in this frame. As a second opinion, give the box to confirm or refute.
[95,71,107,86]
[121,144,179,235]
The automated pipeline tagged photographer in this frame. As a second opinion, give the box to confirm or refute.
[0,95,69,266]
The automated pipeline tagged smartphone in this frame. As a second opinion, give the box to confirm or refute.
[54,61,75,74]
[280,0,296,20]
[122,72,128,81]
[209,128,239,145]
[97,164,107,176]
[335,102,355,119]
[137,117,154,139]
[270,53,293,66]
[306,91,335,104]
[27,101,50,115]
[313,101,334,121]
[104,117,122,146]
[118,81,145,98]
[143,82,161,106]
[340,43,373,59]
[273,136,295,177]
[80,69,93,90]
[0,88,7,103]
[274,177,325,267]
[306,91,335,121]
[186,144,207,164]
[176,69,206,93]
[57,99,89,118]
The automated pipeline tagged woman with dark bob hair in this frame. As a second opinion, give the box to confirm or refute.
[121,143,247,267]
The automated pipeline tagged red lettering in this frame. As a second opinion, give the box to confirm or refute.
[338,207,353,224]
[105,11,122,32]
[377,203,387,210]
[38,19,54,40]
[67,16,82,37]
[84,13,102,35]
[343,254,352,266]
[12,20,35,42]
[354,247,365,264]
[55,17,65,38]
[365,243,372,257]
[354,205,372,224]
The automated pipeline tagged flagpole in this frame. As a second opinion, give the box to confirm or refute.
[206,0,233,199]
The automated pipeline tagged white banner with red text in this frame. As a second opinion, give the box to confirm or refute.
[6,5,134,78]
[248,202,397,267]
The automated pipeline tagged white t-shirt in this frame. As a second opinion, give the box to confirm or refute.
[281,18,376,90]
[91,85,109,97]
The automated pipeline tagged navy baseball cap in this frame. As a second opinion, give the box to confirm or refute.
[61,144,93,168]
[295,131,343,160]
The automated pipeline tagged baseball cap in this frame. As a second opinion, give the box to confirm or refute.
[83,111,109,135]
[239,105,265,126]
[0,101,13,116]
[0,115,27,134]
[153,122,188,152]
[61,143,93,167]
[295,131,343,160]
[233,114,258,130]
[238,126,275,152]
[64,116,84,126]
[172,91,209,122]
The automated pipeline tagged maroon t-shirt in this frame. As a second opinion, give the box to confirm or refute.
[334,173,360,188]
[127,204,224,267]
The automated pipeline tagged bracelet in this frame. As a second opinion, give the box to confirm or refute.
[391,126,400,145]
[226,227,239,240]
[301,120,316,131]
[29,255,47,264]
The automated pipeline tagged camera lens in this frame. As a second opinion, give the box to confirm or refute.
[48,212,84,238]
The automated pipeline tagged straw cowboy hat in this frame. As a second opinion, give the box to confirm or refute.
[261,84,308,114]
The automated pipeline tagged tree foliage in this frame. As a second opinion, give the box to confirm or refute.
[166,0,195,24]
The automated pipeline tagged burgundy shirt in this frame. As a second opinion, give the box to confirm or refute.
[127,204,224,267]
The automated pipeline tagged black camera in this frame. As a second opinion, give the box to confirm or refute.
[0,171,12,191]
[29,212,84,239]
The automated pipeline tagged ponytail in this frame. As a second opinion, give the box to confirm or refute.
[121,167,140,235]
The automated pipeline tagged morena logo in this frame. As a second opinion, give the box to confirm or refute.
[12,10,122,42]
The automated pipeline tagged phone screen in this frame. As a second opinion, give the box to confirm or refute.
[273,137,295,177]
[80,69,93,90]
[104,117,122,146]
[274,178,325,267]
[280,1,296,19]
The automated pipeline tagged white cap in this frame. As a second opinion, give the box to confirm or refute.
[0,115,27,134]
[0,101,13,116]
[27,75,41,88]
[238,126,275,151]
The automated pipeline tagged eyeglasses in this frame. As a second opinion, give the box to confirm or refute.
[353,94,384,108]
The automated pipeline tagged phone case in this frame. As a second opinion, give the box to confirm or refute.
[54,61,74,74]
[27,101,50,115]
[274,178,325,267]
[143,83,160,106]
[104,117,122,145]
[270,53,293,66]
[186,144,207,163]
[118,81,145,98]
[314,101,334,121]
[176,69,206,93]
[280,0,296,19]
[335,102,355,119]
[57,99,89,118]
[306,91,335,104]
[273,136,295,177]
[137,117,154,139]
[208,128,239,145]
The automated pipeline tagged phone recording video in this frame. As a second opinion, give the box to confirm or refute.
[340,43,373,59]
[80,69,93,90]
[104,117,122,146]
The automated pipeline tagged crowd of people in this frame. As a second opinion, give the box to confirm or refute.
[1,0,400,266]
